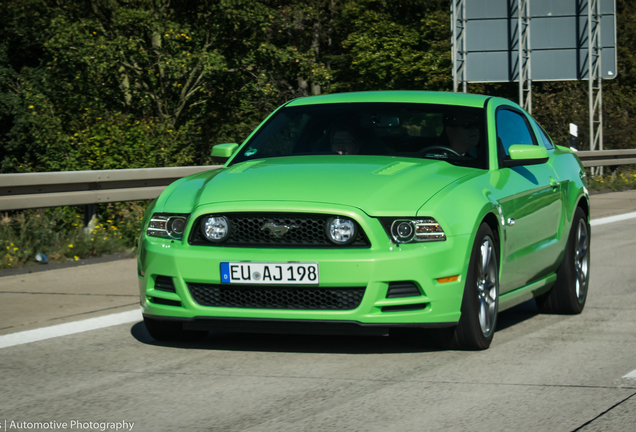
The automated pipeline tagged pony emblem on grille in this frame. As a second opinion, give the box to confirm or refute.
[261,222,300,238]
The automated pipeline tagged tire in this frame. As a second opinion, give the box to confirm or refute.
[144,316,208,342]
[439,223,499,350]
[536,207,590,314]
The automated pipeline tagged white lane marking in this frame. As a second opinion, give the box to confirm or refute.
[0,309,142,349]
[623,369,636,380]
[591,211,636,227]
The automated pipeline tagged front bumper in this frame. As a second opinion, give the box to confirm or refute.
[138,202,471,328]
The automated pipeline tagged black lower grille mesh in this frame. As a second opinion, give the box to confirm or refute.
[187,283,365,310]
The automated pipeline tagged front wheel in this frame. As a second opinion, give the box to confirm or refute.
[536,207,590,314]
[440,223,499,350]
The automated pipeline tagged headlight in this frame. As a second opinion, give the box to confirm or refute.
[390,218,446,243]
[201,216,230,243]
[325,216,358,245]
[147,214,189,239]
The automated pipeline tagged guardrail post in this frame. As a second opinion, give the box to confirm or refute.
[84,204,96,226]
[83,204,97,234]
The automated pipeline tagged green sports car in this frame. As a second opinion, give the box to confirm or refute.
[138,91,590,350]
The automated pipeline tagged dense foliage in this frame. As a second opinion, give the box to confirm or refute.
[1,0,635,175]
[0,0,445,173]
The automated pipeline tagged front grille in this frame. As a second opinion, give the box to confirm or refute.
[187,283,366,310]
[189,213,370,248]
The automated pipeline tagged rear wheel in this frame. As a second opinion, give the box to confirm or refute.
[440,223,499,350]
[144,316,208,342]
[536,207,589,314]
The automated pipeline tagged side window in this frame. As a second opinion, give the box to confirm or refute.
[496,109,536,156]
[531,119,555,150]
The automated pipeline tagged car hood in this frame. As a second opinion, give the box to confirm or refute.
[159,156,474,216]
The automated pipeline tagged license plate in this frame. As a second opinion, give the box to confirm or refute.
[220,262,319,285]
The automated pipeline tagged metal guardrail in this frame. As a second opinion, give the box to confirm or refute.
[0,149,635,211]
[576,149,636,167]
[0,165,221,211]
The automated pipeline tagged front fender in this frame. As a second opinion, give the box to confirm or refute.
[417,170,504,280]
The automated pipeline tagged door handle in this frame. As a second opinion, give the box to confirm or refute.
[550,177,560,190]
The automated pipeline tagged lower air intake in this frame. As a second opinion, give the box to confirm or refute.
[386,282,421,298]
[154,275,176,293]
[187,283,365,310]
[149,297,181,307]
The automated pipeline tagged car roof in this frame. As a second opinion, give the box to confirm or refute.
[285,91,490,108]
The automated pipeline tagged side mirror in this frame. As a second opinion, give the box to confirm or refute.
[502,144,549,168]
[211,143,239,159]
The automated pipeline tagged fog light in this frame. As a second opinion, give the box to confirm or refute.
[202,216,230,242]
[326,217,357,245]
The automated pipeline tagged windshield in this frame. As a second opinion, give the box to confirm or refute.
[230,102,488,168]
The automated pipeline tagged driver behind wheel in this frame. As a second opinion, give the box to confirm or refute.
[443,113,481,156]
[330,121,362,155]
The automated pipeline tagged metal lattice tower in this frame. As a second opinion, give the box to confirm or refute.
[588,0,603,174]
[452,0,467,93]
[450,0,608,159]
[519,0,532,113]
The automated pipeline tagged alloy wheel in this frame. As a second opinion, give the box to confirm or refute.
[477,236,498,337]
[574,219,589,303]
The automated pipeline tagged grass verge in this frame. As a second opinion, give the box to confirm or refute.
[0,202,146,270]
[587,165,636,192]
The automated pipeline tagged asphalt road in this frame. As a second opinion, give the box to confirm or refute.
[1,192,636,432]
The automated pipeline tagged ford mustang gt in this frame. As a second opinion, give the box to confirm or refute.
[137,91,590,350]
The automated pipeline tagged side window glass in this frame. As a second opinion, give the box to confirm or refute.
[532,119,555,150]
[496,109,536,156]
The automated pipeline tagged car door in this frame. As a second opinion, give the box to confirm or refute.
[494,107,564,293]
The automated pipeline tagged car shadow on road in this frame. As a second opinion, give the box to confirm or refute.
[130,299,541,354]
[495,299,540,332]
[131,323,446,354]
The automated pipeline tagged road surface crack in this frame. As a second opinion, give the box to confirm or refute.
[570,390,636,431]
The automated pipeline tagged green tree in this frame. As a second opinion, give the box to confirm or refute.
[331,0,451,92]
